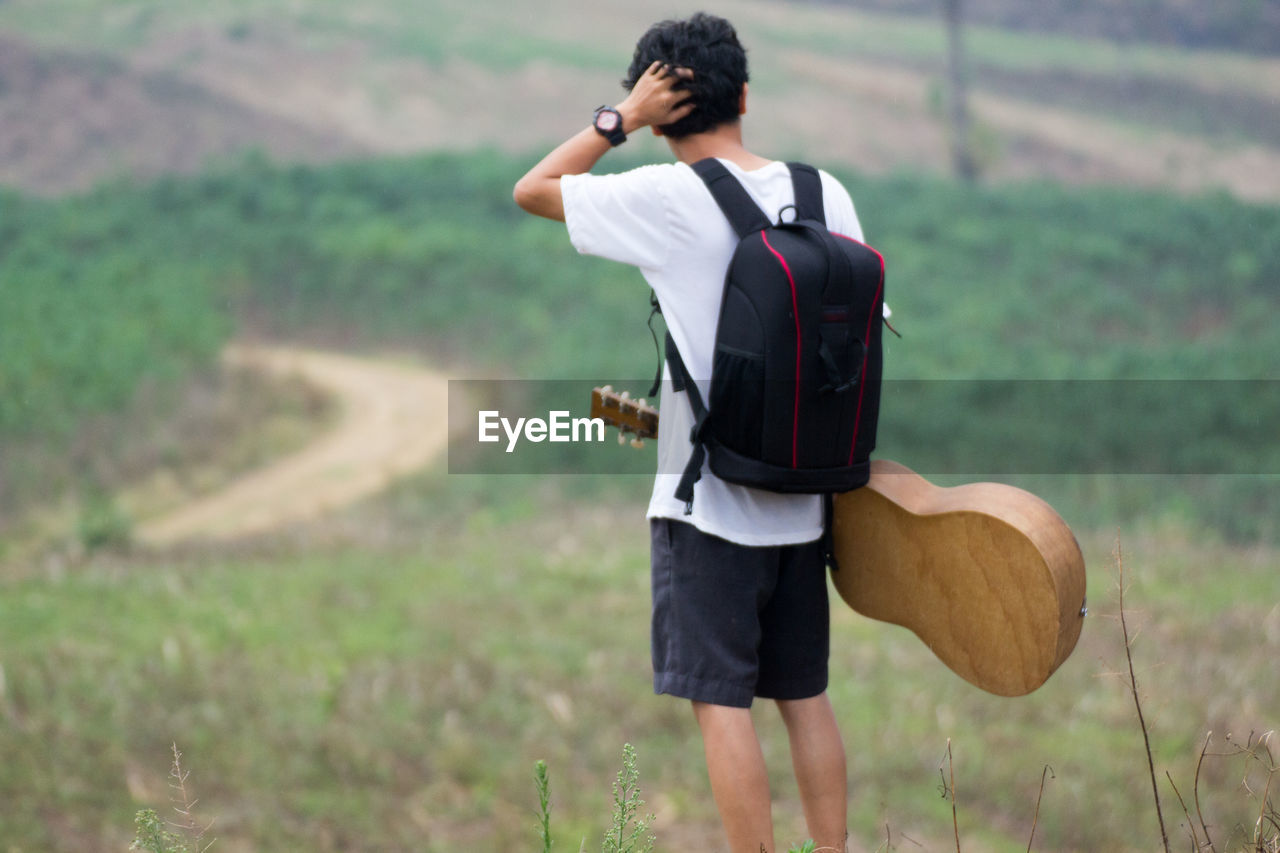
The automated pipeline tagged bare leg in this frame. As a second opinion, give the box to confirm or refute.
[776,693,848,853]
[692,701,776,853]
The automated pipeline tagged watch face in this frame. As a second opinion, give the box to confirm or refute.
[596,110,619,132]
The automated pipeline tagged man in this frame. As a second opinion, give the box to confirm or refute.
[514,13,859,853]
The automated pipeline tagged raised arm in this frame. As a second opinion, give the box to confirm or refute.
[512,62,694,221]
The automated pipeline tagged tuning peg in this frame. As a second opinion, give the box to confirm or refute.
[618,432,627,445]
[601,384,614,394]
[630,438,645,449]
[620,390,631,400]
[637,398,647,408]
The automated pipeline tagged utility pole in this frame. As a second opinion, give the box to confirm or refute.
[943,0,978,181]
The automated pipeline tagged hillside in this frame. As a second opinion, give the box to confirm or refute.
[0,34,362,194]
[796,0,1280,55]
[1,0,1278,198]
[3,151,1277,547]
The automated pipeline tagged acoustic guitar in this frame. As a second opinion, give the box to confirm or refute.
[590,386,658,443]
[589,387,1088,697]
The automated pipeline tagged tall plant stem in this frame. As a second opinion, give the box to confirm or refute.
[1116,537,1170,853]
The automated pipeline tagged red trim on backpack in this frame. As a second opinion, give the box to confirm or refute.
[761,230,802,468]
[835,233,885,466]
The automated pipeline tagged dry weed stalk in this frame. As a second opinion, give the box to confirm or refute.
[1026,765,1054,853]
[1234,731,1279,853]
[1166,770,1201,851]
[1113,534,1278,853]
[937,739,961,853]
[167,743,215,853]
[873,821,921,852]
[1176,730,1280,853]
[1115,535,1171,853]
[932,748,1054,853]
[1195,731,1219,853]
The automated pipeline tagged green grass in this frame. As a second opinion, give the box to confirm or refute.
[0,481,667,850]
[4,150,1278,544]
[0,191,228,437]
[1,476,1277,851]
[13,151,1278,387]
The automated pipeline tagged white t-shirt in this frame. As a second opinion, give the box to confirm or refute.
[562,158,865,546]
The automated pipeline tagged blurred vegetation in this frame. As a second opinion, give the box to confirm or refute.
[798,0,1280,55]
[2,150,1276,540]
[0,189,228,437]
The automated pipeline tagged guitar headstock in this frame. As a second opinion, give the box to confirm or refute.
[591,386,659,445]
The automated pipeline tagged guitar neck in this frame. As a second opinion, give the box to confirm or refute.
[590,386,659,441]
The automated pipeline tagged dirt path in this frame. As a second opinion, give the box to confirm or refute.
[136,343,449,546]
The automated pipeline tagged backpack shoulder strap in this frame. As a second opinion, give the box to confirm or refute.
[787,162,826,225]
[665,332,708,514]
[691,158,772,237]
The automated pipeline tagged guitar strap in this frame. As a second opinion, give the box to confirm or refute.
[645,292,704,514]
[646,290,664,399]
[664,331,706,515]
[822,493,839,572]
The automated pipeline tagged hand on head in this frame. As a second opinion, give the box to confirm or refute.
[617,61,696,133]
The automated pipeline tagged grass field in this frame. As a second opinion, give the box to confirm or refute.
[1,471,1278,851]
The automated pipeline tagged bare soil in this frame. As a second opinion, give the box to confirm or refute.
[0,34,363,195]
[3,16,1279,199]
[135,344,449,545]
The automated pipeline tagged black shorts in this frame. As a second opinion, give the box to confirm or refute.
[649,517,830,708]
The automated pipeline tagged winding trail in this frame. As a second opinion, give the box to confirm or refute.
[136,343,449,545]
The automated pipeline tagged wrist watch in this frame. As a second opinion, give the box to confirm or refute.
[592,105,627,146]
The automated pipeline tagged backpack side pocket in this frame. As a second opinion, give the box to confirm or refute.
[710,344,765,459]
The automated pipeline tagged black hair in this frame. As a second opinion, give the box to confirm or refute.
[621,12,749,139]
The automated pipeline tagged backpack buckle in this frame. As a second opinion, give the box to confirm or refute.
[821,377,860,395]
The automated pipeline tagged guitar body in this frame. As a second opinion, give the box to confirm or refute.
[830,460,1087,697]
[587,388,1087,697]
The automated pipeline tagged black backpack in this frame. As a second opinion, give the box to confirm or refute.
[667,158,885,511]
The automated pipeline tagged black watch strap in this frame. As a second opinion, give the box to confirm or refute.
[592,106,627,146]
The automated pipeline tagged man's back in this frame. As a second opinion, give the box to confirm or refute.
[563,158,865,544]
